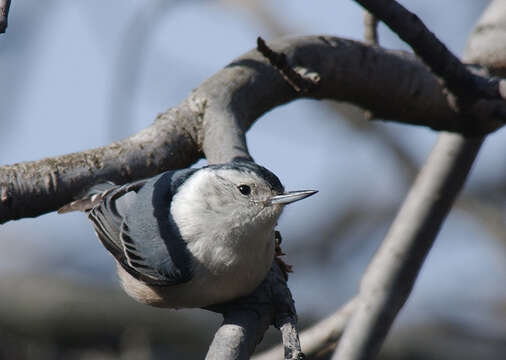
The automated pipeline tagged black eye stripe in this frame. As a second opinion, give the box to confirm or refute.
[238,184,251,195]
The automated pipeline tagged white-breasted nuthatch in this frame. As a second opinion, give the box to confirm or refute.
[59,160,316,308]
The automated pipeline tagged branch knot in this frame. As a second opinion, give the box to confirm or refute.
[257,37,320,94]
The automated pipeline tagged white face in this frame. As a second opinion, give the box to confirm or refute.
[171,167,284,243]
[210,167,284,226]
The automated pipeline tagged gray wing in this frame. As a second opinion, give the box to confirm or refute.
[61,170,196,286]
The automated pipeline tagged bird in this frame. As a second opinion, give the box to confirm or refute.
[58,160,317,309]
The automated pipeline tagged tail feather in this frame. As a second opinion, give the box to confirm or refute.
[57,182,116,214]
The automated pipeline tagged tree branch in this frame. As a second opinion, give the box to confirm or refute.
[0,0,11,33]
[2,35,503,224]
[256,36,320,93]
[354,0,506,133]
[1,1,504,358]
[463,0,506,76]
[363,11,379,46]
[253,298,357,360]
[205,262,302,359]
[333,133,483,360]
[332,1,504,359]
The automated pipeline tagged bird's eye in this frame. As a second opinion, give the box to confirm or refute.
[238,184,251,196]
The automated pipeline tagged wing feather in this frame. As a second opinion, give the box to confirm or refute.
[59,175,193,286]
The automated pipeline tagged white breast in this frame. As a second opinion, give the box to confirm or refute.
[117,228,275,308]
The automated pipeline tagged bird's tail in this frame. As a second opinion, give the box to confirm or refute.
[57,182,116,214]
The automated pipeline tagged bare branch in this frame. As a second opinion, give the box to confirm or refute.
[333,133,483,360]
[464,0,506,75]
[206,310,269,360]
[277,319,303,360]
[257,36,320,93]
[363,11,379,45]
[205,262,301,359]
[354,0,506,133]
[332,1,505,358]
[2,35,500,224]
[0,0,11,33]
[0,105,203,223]
[253,298,357,360]
[354,0,489,99]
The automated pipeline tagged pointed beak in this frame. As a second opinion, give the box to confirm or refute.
[268,190,318,205]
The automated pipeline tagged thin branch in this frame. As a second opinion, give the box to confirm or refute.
[363,11,379,45]
[355,0,488,99]
[464,0,506,76]
[333,133,483,360]
[2,35,502,224]
[257,36,320,93]
[253,298,357,360]
[277,319,303,360]
[0,0,11,33]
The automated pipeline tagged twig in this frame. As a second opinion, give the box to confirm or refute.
[363,11,379,45]
[0,0,11,33]
[253,298,357,360]
[256,36,319,93]
[277,317,304,360]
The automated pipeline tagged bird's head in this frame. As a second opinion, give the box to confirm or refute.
[170,161,317,239]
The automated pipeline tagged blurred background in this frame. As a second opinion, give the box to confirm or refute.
[1,0,505,359]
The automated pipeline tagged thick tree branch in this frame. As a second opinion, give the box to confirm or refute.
[354,0,506,132]
[0,105,203,223]
[354,0,487,99]
[0,0,11,33]
[2,35,503,224]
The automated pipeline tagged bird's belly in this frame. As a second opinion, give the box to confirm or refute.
[116,239,275,308]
